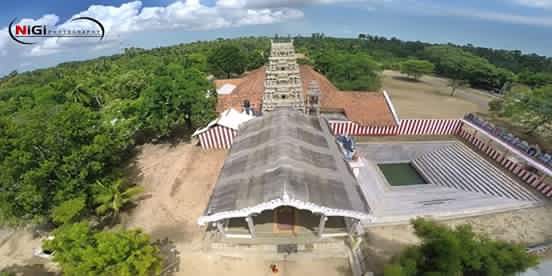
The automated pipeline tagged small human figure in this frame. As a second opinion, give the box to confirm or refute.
[270,264,279,273]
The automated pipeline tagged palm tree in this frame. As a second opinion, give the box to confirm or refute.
[93,179,144,222]
[67,84,92,105]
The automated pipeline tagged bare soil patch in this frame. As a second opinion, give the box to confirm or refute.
[382,70,495,119]
[0,229,55,272]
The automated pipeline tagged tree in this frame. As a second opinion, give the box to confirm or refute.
[43,222,161,276]
[207,45,246,78]
[140,64,215,137]
[184,53,208,72]
[313,51,382,91]
[424,45,514,91]
[51,197,86,225]
[448,79,469,96]
[246,50,266,70]
[389,218,538,276]
[399,59,434,80]
[93,179,143,221]
[499,84,552,135]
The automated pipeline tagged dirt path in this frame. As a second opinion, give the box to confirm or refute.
[382,70,495,119]
[124,143,226,243]
[0,228,53,272]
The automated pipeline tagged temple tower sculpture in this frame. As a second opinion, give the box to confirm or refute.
[262,39,305,113]
[306,80,321,116]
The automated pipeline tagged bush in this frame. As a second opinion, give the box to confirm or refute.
[488,98,504,112]
[51,198,86,225]
[44,222,161,276]
[389,218,538,276]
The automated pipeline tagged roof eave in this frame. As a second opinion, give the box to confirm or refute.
[197,197,373,225]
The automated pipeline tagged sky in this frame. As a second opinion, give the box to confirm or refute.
[1,0,552,76]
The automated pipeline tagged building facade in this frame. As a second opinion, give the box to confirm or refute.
[262,40,305,113]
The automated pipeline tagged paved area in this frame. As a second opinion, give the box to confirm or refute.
[355,141,542,225]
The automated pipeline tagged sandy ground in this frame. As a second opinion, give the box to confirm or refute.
[382,70,496,119]
[0,229,50,271]
[124,142,351,276]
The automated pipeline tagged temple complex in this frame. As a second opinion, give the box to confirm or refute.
[261,40,305,113]
[198,39,549,248]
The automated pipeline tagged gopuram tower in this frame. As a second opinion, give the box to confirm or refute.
[261,39,305,113]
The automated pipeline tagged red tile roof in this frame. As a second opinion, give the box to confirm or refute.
[216,67,265,112]
[213,78,243,89]
[215,65,396,126]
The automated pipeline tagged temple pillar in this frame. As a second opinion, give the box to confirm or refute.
[318,214,327,237]
[216,220,225,237]
[246,215,256,238]
[348,219,360,236]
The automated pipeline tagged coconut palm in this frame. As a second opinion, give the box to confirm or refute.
[93,179,144,221]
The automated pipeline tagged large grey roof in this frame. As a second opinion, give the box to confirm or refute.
[198,110,370,224]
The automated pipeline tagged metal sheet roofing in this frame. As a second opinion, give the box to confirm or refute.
[198,110,371,225]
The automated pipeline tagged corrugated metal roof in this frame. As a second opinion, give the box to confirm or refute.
[198,110,371,224]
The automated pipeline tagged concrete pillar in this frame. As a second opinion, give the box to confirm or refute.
[246,215,255,238]
[348,219,360,236]
[216,221,225,237]
[318,214,327,237]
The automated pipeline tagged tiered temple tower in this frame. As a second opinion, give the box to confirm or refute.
[262,40,305,113]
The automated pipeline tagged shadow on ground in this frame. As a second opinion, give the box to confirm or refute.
[1,264,56,276]
[362,230,411,275]
[149,223,195,243]
[391,75,423,83]
[156,238,181,276]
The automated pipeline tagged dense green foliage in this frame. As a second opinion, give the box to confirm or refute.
[399,60,434,80]
[386,218,538,276]
[51,197,86,225]
[296,34,552,91]
[424,45,514,90]
[311,50,382,90]
[491,84,552,136]
[44,222,161,276]
[207,45,247,78]
[456,44,552,74]
[0,37,269,224]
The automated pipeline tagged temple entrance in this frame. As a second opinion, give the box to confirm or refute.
[275,206,295,232]
[223,206,349,242]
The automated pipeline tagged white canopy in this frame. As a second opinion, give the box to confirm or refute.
[192,108,254,137]
[216,84,236,95]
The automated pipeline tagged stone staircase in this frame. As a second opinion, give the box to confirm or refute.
[413,142,540,202]
[206,238,350,260]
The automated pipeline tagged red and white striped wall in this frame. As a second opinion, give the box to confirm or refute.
[196,125,237,150]
[328,119,463,136]
[457,128,552,199]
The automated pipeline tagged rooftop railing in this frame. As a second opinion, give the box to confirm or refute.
[463,113,552,169]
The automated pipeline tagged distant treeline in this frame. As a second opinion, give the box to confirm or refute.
[294,33,552,91]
